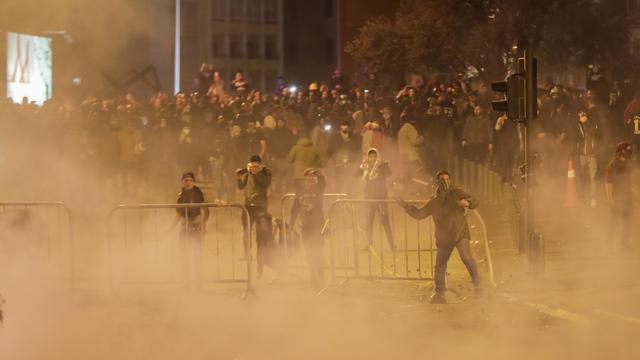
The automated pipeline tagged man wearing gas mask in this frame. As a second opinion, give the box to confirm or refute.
[398,170,480,304]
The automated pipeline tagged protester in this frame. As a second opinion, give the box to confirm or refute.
[398,170,481,304]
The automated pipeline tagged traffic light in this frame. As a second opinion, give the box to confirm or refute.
[491,74,525,122]
[525,54,538,120]
[491,52,537,123]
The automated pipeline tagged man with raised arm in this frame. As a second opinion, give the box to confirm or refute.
[397,170,481,304]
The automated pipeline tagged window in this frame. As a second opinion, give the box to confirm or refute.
[211,34,226,57]
[247,0,262,23]
[325,38,335,65]
[230,0,245,21]
[248,69,263,90]
[288,41,298,65]
[264,35,278,59]
[324,0,334,18]
[211,0,226,20]
[264,69,278,93]
[230,34,244,58]
[265,0,278,23]
[247,35,261,58]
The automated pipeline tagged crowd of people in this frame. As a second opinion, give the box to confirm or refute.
[1,63,638,299]
[0,63,638,206]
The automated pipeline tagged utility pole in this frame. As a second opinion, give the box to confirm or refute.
[492,50,544,275]
[174,0,181,95]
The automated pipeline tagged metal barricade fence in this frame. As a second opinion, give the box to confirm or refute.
[325,199,496,287]
[326,199,435,282]
[107,203,251,293]
[280,193,347,268]
[447,154,520,249]
[446,155,508,206]
[0,202,75,287]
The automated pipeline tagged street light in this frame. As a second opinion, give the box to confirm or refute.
[174,0,181,95]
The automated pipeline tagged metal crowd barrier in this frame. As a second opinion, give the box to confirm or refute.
[326,199,435,282]
[446,154,522,250]
[325,199,496,288]
[280,193,348,267]
[446,155,509,206]
[0,201,75,287]
[107,203,251,294]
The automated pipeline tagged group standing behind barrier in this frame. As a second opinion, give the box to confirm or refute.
[2,155,501,299]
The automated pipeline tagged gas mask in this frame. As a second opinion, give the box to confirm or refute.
[437,178,451,193]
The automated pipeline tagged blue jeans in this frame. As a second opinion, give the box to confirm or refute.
[434,238,480,293]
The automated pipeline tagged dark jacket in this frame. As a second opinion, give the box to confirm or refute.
[462,113,493,144]
[328,132,361,165]
[176,186,206,219]
[574,119,602,157]
[237,166,272,208]
[291,175,326,228]
[402,188,478,247]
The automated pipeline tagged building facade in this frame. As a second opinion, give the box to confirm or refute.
[180,0,284,93]
[282,0,399,89]
[283,0,338,88]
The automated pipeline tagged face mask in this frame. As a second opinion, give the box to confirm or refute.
[438,178,451,192]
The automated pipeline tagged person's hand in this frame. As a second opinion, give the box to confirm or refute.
[396,198,409,208]
[249,163,264,174]
[457,199,470,208]
[488,143,494,152]
[461,140,467,147]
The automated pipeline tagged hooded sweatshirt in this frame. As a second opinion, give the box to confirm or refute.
[286,137,323,179]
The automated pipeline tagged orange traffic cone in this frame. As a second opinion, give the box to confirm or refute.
[563,159,577,208]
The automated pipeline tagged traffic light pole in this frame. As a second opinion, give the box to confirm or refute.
[491,50,544,274]
[523,50,544,275]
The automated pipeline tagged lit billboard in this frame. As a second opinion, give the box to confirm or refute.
[6,32,52,105]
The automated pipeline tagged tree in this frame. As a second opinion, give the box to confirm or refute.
[344,16,409,74]
[346,0,634,80]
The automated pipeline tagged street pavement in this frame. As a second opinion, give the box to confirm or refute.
[2,183,640,359]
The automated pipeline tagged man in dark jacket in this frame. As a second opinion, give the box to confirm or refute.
[174,172,210,287]
[573,108,603,206]
[290,168,327,288]
[461,105,494,164]
[359,148,396,250]
[328,121,361,194]
[398,170,480,304]
[236,155,273,276]
[175,172,209,235]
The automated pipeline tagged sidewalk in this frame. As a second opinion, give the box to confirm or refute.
[488,198,640,326]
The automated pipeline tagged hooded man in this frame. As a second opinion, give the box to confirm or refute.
[287,136,324,191]
[398,170,480,304]
[358,148,396,251]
